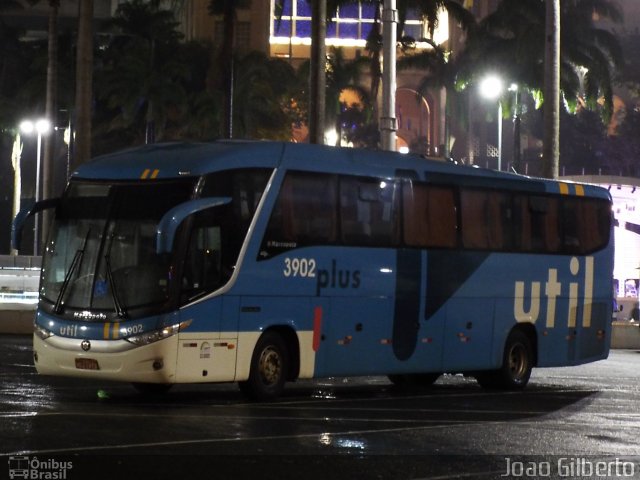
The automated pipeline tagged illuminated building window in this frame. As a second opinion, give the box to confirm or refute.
[270,0,441,49]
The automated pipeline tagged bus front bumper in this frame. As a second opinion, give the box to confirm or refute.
[33,333,179,384]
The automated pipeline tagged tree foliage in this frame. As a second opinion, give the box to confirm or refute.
[231,51,299,140]
[0,0,632,160]
[96,0,187,145]
[456,0,623,122]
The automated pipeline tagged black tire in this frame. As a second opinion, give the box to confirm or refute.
[238,331,289,401]
[476,330,533,390]
[388,373,440,389]
[131,382,173,395]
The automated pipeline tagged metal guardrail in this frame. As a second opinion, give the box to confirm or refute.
[0,255,41,269]
[0,256,41,306]
[0,292,38,304]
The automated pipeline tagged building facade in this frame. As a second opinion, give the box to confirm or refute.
[181,0,461,154]
[4,0,500,155]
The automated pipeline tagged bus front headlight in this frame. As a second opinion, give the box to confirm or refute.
[124,320,191,346]
[34,324,54,340]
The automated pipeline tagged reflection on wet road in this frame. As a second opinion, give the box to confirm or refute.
[2,335,640,479]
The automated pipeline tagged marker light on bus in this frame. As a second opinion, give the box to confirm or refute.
[125,320,192,346]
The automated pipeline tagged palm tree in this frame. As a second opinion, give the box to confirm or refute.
[41,0,58,248]
[0,18,30,129]
[543,0,560,179]
[208,0,251,139]
[232,51,299,140]
[458,0,623,123]
[173,40,222,141]
[441,0,623,175]
[73,0,92,170]
[360,0,475,109]
[348,0,474,154]
[309,0,327,144]
[399,0,475,41]
[98,0,187,144]
[0,0,59,247]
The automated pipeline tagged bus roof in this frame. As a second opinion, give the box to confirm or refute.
[73,141,611,200]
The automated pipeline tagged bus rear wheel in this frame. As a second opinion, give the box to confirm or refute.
[475,330,533,390]
[239,331,289,401]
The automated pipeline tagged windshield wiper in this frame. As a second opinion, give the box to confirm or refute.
[104,232,127,319]
[53,228,91,314]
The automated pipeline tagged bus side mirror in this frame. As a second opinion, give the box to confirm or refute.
[12,198,60,251]
[156,197,231,254]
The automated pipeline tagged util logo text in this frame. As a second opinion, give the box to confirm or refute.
[514,256,594,328]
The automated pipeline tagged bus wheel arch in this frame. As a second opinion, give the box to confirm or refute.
[238,326,298,401]
[476,324,536,390]
[513,323,538,367]
[268,325,300,381]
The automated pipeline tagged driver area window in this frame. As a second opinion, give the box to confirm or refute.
[181,210,227,304]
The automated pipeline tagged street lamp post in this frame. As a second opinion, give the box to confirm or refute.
[479,75,504,171]
[19,118,51,255]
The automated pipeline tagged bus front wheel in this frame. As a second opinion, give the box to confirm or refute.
[239,331,289,401]
[475,330,533,390]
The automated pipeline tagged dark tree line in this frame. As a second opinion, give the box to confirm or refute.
[1,0,638,173]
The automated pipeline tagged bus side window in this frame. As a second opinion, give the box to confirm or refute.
[570,198,611,253]
[513,195,531,251]
[537,197,560,253]
[340,177,400,247]
[487,190,512,250]
[561,197,582,252]
[460,189,511,251]
[514,195,560,253]
[403,182,457,248]
[461,190,489,249]
[261,171,337,256]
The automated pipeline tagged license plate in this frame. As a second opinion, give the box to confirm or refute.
[75,358,100,370]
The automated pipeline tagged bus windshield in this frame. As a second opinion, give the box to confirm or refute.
[41,180,196,317]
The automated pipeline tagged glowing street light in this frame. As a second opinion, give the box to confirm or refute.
[20,118,51,255]
[479,75,504,171]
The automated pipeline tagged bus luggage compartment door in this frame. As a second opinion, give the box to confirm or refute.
[442,298,495,371]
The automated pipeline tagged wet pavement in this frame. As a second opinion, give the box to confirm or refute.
[1,334,640,479]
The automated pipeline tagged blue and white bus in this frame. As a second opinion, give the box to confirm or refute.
[14,141,614,400]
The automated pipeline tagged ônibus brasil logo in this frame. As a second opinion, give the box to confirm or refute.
[8,456,73,479]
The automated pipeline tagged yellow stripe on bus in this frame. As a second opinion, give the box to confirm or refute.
[103,322,110,339]
[575,184,585,196]
[113,322,120,339]
[559,183,569,195]
[140,168,159,179]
